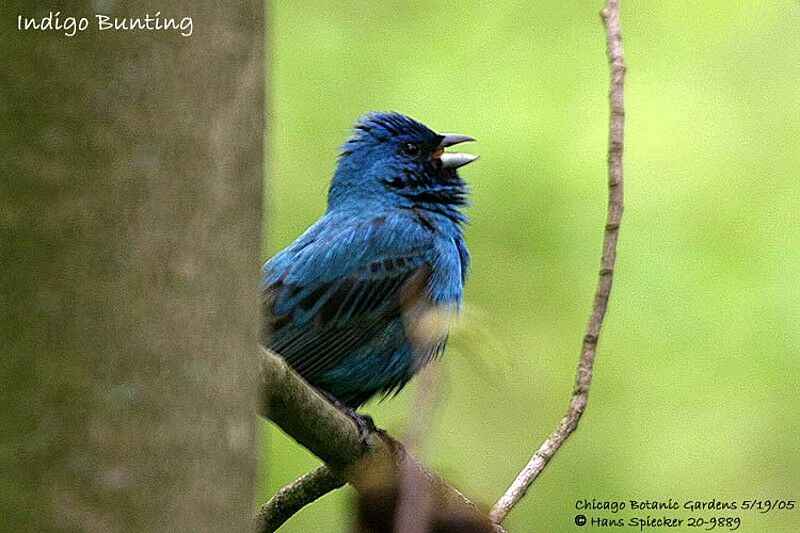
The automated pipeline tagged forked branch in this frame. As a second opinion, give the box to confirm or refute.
[257,348,503,533]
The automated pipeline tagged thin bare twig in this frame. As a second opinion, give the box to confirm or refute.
[255,465,344,532]
[489,0,626,524]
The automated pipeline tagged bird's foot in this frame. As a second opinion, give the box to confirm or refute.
[344,408,387,450]
[316,388,385,450]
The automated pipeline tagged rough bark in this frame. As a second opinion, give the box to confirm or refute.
[1,2,264,531]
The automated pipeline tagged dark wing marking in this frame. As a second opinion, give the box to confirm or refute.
[264,258,431,383]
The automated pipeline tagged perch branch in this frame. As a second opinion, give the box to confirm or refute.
[489,0,626,524]
[257,348,503,532]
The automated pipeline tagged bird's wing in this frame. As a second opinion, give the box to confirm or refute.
[262,214,440,382]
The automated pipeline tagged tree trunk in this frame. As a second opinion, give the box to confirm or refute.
[1,2,264,531]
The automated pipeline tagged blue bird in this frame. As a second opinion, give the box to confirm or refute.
[261,112,478,416]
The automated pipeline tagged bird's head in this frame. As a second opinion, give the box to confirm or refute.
[328,112,478,221]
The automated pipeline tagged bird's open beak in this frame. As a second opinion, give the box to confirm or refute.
[436,133,478,169]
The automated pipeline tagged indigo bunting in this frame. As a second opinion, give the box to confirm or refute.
[261,112,477,413]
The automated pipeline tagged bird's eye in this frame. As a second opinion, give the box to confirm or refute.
[401,143,420,157]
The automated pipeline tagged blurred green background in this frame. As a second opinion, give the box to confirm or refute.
[261,1,800,531]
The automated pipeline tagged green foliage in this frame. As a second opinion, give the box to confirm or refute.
[262,1,800,531]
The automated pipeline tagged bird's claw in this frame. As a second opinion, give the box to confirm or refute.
[314,387,386,450]
[353,412,375,447]
[347,410,387,450]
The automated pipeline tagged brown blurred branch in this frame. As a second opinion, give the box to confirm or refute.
[394,364,445,533]
[401,363,444,455]
[257,348,502,532]
[489,0,626,525]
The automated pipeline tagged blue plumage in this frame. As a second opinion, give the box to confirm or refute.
[262,112,478,408]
